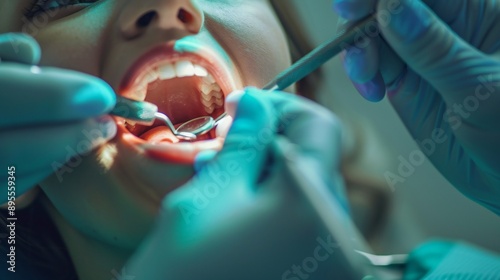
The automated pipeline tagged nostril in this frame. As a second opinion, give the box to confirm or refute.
[136,11,156,28]
[177,8,193,24]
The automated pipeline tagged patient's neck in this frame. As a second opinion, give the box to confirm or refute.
[42,197,133,280]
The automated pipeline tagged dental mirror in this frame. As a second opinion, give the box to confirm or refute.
[153,112,198,141]
[177,116,215,136]
[110,96,227,141]
[177,112,227,137]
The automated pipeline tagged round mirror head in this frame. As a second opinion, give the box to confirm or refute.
[177,116,215,136]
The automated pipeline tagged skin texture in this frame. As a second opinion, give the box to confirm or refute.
[0,0,291,278]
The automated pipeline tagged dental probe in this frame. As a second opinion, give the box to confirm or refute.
[110,14,377,139]
[263,14,377,90]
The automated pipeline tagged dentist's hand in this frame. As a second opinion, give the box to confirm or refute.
[334,0,500,214]
[126,88,354,280]
[404,239,500,279]
[0,33,116,203]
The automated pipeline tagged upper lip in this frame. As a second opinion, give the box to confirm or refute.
[118,40,238,99]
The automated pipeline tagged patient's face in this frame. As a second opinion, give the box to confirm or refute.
[0,0,290,248]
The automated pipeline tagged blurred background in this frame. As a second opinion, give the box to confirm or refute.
[272,0,500,255]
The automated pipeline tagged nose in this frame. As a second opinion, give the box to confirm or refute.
[119,0,203,39]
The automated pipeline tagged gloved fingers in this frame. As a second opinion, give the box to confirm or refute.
[332,0,469,30]
[333,0,376,21]
[377,38,407,88]
[0,33,41,65]
[0,116,116,201]
[239,88,343,176]
[351,72,386,102]
[376,0,490,103]
[404,239,456,280]
[387,69,500,210]
[234,90,349,207]
[336,6,384,102]
[0,63,116,129]
[419,0,469,25]
[208,89,276,186]
[341,36,380,84]
[193,150,218,173]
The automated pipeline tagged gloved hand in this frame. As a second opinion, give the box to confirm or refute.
[404,239,500,280]
[124,88,356,280]
[0,33,116,203]
[333,0,500,214]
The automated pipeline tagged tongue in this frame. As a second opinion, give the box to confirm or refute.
[145,76,208,124]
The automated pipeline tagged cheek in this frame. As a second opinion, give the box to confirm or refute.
[0,1,27,33]
[33,5,115,76]
[205,4,291,87]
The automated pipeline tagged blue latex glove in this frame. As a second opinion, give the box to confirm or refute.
[124,88,356,280]
[404,240,500,280]
[333,0,500,214]
[0,33,117,203]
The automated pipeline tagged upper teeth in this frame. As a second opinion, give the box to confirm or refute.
[194,65,208,77]
[133,59,224,115]
[158,64,176,80]
[137,60,210,87]
[175,60,194,77]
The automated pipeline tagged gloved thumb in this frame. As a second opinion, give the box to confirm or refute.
[206,89,275,187]
[194,150,218,173]
[0,33,41,65]
[377,0,489,102]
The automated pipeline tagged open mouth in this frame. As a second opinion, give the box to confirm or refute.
[116,42,241,164]
[115,43,237,163]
